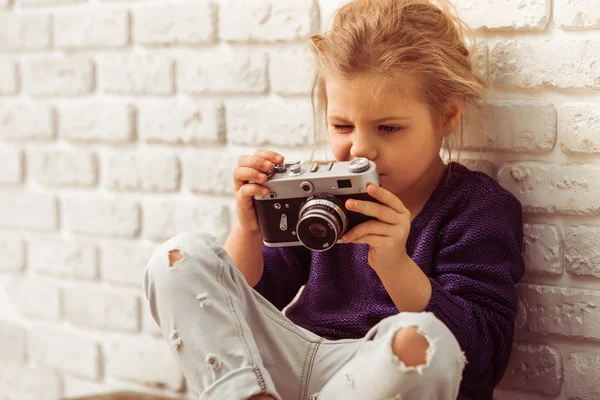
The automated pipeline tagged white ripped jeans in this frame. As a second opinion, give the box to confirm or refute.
[143,230,466,400]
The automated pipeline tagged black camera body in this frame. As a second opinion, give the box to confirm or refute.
[253,157,380,252]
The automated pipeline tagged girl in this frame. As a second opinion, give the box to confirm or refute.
[144,0,525,399]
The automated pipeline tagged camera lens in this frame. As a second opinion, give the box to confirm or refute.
[308,222,328,238]
[296,194,348,252]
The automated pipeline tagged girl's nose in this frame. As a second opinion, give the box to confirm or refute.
[349,131,377,161]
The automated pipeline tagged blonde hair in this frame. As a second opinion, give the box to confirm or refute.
[308,0,488,164]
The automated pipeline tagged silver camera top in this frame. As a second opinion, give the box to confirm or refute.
[254,157,379,201]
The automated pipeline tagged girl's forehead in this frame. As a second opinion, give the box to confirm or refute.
[325,73,422,102]
[325,74,425,113]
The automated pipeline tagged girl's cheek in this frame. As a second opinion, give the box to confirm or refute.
[329,134,352,161]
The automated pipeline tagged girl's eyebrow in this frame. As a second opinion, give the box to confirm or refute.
[327,115,412,123]
[370,116,412,123]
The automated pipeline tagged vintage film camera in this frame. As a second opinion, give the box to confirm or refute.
[253,157,380,252]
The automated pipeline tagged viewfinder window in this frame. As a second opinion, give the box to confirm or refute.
[337,179,352,188]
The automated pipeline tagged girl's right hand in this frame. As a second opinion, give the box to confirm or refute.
[233,149,284,233]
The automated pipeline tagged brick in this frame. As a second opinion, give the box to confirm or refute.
[0,191,57,231]
[138,99,224,145]
[29,325,100,379]
[555,0,600,29]
[220,0,315,41]
[63,285,140,332]
[19,0,82,6]
[463,101,556,152]
[452,0,549,30]
[564,225,600,279]
[7,277,61,320]
[98,54,174,95]
[60,103,134,143]
[22,56,94,97]
[491,40,600,89]
[559,102,600,154]
[54,9,129,48]
[270,47,314,95]
[523,223,563,276]
[0,362,62,400]
[63,196,140,237]
[498,163,600,215]
[0,144,22,185]
[0,60,18,94]
[134,2,215,45]
[99,241,155,287]
[227,98,312,146]
[105,335,184,390]
[29,148,97,187]
[0,12,50,51]
[0,235,25,272]
[497,342,562,396]
[143,199,230,244]
[516,283,600,341]
[0,321,26,363]
[106,150,180,192]
[182,149,235,195]
[0,103,55,140]
[319,0,350,31]
[564,352,600,399]
[29,238,97,280]
[472,40,488,79]
[179,49,267,94]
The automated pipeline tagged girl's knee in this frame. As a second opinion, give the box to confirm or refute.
[391,326,429,367]
[385,312,466,372]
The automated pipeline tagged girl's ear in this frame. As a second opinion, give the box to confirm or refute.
[443,98,464,136]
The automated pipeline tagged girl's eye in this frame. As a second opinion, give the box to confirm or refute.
[332,125,353,132]
[378,125,403,134]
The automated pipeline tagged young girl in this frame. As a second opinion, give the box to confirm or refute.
[144,0,525,399]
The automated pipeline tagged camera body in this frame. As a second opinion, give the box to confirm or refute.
[253,157,380,252]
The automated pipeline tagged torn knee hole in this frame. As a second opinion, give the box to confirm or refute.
[168,249,183,267]
[392,326,430,368]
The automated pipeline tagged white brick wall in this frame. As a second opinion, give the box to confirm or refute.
[0,0,599,399]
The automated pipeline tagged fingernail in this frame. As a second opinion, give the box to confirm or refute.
[264,161,272,169]
[259,173,267,180]
[347,200,355,208]
[276,155,283,161]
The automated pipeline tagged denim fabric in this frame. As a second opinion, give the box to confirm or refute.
[144,230,465,400]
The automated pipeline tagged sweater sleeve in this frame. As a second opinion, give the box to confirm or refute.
[424,188,525,393]
[252,245,312,310]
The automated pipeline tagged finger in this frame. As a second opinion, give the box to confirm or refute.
[253,149,284,165]
[349,234,390,247]
[366,184,409,215]
[233,166,268,191]
[345,198,401,225]
[236,184,270,209]
[341,220,395,243]
[237,155,275,174]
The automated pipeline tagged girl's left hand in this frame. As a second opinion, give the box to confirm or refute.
[341,183,411,271]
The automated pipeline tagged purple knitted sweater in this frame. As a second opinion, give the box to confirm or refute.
[253,162,525,400]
